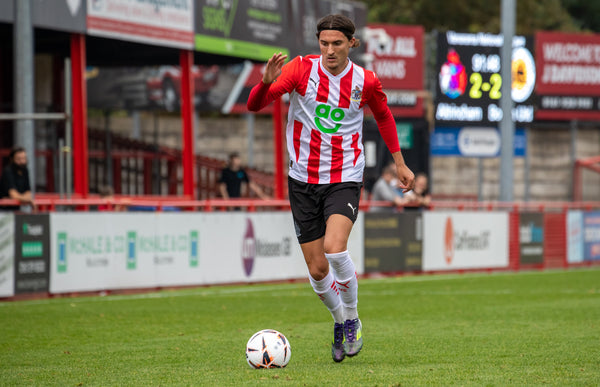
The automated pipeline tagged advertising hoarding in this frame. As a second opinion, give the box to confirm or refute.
[364,212,422,273]
[519,213,544,264]
[33,0,86,33]
[583,212,600,261]
[365,24,424,117]
[195,0,289,60]
[435,31,535,127]
[535,31,600,120]
[87,0,194,49]
[0,214,14,298]
[567,210,584,263]
[50,213,162,293]
[423,212,509,271]
[0,0,85,32]
[49,212,364,294]
[14,215,50,294]
[430,127,526,157]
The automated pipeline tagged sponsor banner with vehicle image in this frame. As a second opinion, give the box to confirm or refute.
[86,63,226,112]
[0,214,14,298]
[14,214,51,294]
[423,211,509,271]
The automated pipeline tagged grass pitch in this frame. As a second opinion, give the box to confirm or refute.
[1,268,599,386]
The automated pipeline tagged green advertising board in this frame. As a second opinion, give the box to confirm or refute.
[195,0,289,60]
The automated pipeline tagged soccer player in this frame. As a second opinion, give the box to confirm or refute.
[247,14,415,362]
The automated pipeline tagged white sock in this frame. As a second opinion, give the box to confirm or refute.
[309,271,344,323]
[326,250,359,321]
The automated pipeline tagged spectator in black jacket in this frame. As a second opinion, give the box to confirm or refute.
[0,147,33,211]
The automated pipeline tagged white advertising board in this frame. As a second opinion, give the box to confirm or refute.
[567,211,584,263]
[49,212,364,293]
[87,0,194,49]
[199,212,364,285]
[423,212,509,271]
[52,214,151,292]
[0,214,14,297]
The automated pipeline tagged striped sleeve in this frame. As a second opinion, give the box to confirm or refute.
[366,73,400,154]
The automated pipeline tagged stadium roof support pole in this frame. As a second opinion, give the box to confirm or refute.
[499,0,516,202]
[273,97,284,200]
[14,0,35,197]
[180,50,195,198]
[71,33,89,197]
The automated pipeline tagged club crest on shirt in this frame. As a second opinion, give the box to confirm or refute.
[350,86,363,102]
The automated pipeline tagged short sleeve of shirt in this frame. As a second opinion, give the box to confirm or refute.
[239,169,250,183]
[218,169,226,184]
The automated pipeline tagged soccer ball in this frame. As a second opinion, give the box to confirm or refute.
[246,329,291,369]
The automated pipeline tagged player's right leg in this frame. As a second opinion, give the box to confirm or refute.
[288,177,345,362]
[301,240,346,362]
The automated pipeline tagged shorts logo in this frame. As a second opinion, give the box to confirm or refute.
[314,104,345,134]
[347,203,357,216]
[350,86,362,102]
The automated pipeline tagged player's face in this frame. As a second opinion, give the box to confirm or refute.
[318,30,354,75]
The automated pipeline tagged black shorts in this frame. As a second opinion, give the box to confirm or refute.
[288,177,362,244]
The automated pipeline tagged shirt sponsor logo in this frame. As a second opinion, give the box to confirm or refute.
[314,104,345,134]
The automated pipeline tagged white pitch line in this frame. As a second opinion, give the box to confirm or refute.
[1,267,597,307]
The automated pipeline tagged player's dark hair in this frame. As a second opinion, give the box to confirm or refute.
[9,146,25,162]
[316,14,361,48]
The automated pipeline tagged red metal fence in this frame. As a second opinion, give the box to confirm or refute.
[1,129,275,199]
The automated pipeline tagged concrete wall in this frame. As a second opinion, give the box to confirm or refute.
[430,125,600,201]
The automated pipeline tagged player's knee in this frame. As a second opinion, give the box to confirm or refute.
[307,261,329,281]
[323,238,347,255]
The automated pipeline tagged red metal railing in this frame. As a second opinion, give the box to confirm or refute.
[1,130,275,199]
[2,196,599,213]
[573,155,600,201]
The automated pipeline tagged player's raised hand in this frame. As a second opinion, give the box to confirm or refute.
[262,52,288,84]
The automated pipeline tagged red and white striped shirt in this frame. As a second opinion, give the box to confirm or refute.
[248,55,399,184]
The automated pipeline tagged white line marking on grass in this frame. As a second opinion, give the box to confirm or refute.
[0,283,311,307]
[2,267,597,307]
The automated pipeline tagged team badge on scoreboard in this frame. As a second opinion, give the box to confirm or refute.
[511,47,536,103]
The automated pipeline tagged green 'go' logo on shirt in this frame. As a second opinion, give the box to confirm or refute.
[314,104,345,134]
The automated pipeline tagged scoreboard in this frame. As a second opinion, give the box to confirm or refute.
[435,31,536,127]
